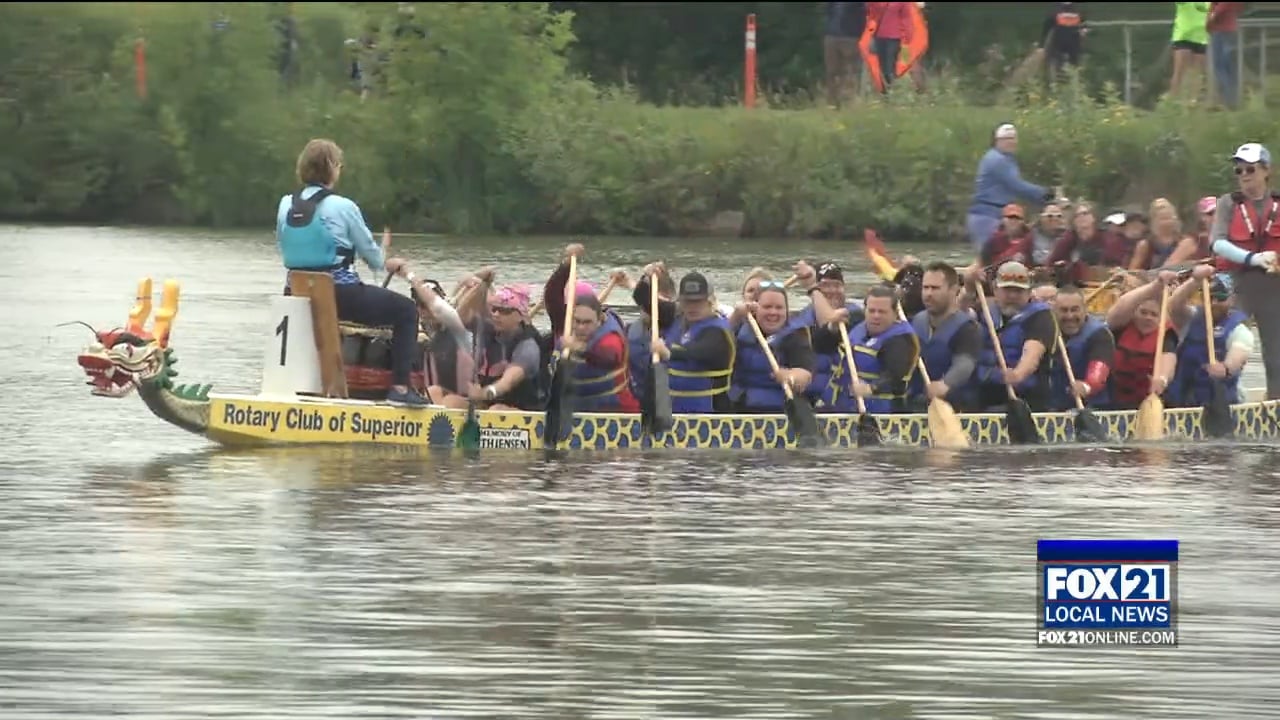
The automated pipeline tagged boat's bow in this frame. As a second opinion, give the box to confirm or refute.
[73,279,213,436]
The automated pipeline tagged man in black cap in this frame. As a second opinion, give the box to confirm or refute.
[791,259,867,410]
[650,271,736,413]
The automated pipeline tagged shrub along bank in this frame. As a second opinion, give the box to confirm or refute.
[0,2,1270,240]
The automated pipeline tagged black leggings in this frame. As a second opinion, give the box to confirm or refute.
[333,282,418,386]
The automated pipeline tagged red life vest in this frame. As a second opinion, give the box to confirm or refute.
[1111,322,1171,407]
[1215,192,1280,272]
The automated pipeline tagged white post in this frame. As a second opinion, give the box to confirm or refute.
[260,295,323,397]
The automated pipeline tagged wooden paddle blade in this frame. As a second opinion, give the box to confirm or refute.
[785,395,823,448]
[643,362,674,435]
[1203,381,1234,438]
[927,399,970,449]
[1133,394,1165,441]
[1072,408,1108,443]
[1006,399,1041,444]
[857,413,882,447]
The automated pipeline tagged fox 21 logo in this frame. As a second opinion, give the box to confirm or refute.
[1045,565,1171,602]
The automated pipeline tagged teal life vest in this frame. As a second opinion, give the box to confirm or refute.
[278,186,355,273]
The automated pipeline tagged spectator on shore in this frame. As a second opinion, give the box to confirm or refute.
[1041,2,1086,82]
[966,123,1054,254]
[824,2,867,107]
[1170,3,1211,101]
[907,2,928,92]
[868,2,913,92]
[1208,2,1246,108]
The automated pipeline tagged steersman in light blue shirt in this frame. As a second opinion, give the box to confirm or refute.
[275,138,430,408]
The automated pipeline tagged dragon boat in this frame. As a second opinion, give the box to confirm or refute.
[73,273,1280,451]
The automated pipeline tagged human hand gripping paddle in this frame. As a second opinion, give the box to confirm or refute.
[1054,330,1108,443]
[642,271,673,436]
[744,313,822,448]
[542,254,579,452]
[836,324,881,447]
[1133,283,1171,442]
[895,306,968,449]
[973,284,1041,444]
[1200,278,1234,438]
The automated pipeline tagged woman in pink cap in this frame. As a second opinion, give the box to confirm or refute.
[541,243,638,413]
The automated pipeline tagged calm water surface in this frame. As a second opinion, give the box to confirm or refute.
[3,225,1280,719]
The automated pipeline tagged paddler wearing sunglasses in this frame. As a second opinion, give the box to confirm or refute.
[791,260,868,411]
[1208,142,1280,399]
[728,281,816,413]
[1164,265,1254,406]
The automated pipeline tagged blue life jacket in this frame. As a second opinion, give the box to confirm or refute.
[626,318,650,398]
[1169,307,1248,407]
[907,309,979,408]
[794,301,865,411]
[663,314,735,413]
[277,186,355,274]
[1047,316,1114,411]
[731,317,808,411]
[560,310,630,411]
[845,320,920,414]
[977,299,1051,392]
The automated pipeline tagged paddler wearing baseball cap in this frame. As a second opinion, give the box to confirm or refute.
[969,260,1058,412]
[966,122,1057,256]
[649,271,737,413]
[1208,142,1280,399]
[791,260,867,412]
[1164,265,1254,406]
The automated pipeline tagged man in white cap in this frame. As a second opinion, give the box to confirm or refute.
[1208,142,1280,398]
[969,260,1056,411]
[966,123,1057,255]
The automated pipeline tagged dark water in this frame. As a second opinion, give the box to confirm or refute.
[3,226,1280,718]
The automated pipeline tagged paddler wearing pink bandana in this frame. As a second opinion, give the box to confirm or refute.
[432,279,547,412]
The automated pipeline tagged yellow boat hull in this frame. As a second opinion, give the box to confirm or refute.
[204,392,1280,450]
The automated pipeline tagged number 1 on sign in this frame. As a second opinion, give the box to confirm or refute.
[275,315,289,366]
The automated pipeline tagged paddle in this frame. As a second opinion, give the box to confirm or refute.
[896,306,969,449]
[542,254,579,451]
[744,313,822,448]
[1132,283,1171,442]
[456,283,487,456]
[974,284,1041,444]
[836,323,881,447]
[641,271,673,436]
[1200,278,1234,438]
[1054,332,1108,442]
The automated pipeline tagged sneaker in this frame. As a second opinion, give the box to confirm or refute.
[387,387,430,408]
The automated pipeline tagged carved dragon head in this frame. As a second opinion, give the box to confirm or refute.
[74,278,180,398]
[75,325,168,398]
